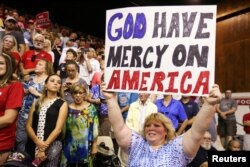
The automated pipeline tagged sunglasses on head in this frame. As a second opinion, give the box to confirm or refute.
[31,55,37,62]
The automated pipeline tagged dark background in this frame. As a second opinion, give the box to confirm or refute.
[1,0,220,39]
[3,0,250,92]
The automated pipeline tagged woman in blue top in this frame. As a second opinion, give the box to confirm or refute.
[102,85,221,167]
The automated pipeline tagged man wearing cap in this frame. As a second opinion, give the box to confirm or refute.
[1,16,26,56]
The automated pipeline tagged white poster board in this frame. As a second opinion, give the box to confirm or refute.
[105,5,217,96]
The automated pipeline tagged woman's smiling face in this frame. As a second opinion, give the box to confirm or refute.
[144,120,167,146]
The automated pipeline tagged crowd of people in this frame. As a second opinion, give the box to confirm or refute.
[0,3,250,167]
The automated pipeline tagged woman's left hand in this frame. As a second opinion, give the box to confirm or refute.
[36,151,47,161]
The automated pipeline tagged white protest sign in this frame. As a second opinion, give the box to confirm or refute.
[105,5,217,96]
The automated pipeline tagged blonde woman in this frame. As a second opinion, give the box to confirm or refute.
[2,34,21,74]
[102,85,221,167]
[44,39,55,63]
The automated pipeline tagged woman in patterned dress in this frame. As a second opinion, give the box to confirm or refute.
[62,83,99,167]
[101,85,222,167]
[26,74,68,166]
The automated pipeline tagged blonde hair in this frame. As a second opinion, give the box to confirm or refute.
[44,39,52,52]
[70,83,87,94]
[142,112,176,144]
[2,35,18,52]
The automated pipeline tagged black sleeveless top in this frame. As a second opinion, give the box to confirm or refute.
[32,98,64,141]
[26,98,65,159]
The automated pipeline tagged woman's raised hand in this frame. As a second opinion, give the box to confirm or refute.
[204,84,222,105]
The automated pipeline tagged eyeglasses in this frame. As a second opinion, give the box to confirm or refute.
[31,55,37,62]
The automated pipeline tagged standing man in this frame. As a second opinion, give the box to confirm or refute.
[180,96,199,131]
[242,105,250,150]
[155,95,188,135]
[217,89,237,148]
[126,93,157,133]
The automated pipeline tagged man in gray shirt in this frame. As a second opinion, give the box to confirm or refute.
[217,89,237,148]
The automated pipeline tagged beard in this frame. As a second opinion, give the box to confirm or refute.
[201,142,212,150]
[34,43,44,50]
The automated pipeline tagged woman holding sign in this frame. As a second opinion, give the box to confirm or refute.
[101,84,221,167]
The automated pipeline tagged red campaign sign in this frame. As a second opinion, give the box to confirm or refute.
[36,11,51,28]
[234,98,250,105]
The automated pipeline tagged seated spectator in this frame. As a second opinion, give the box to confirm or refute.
[188,131,217,167]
